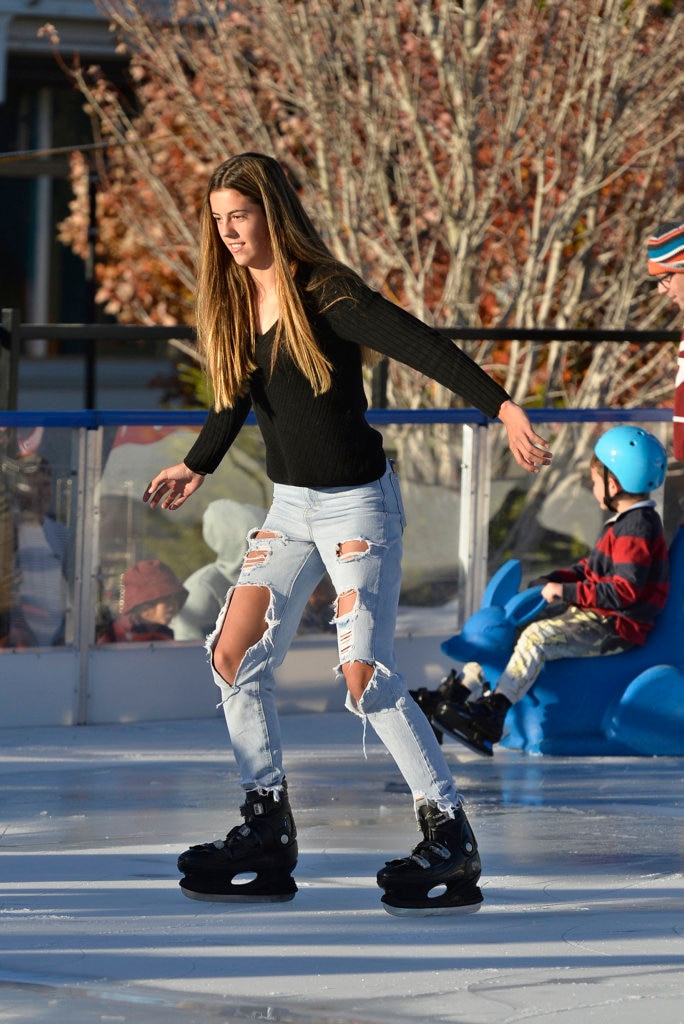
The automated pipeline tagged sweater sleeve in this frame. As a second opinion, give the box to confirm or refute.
[183,396,252,475]
[322,281,511,419]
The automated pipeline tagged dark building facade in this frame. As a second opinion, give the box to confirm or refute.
[0,1,124,337]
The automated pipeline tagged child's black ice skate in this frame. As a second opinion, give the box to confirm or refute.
[433,691,511,757]
[377,803,483,917]
[177,781,298,903]
[409,665,484,744]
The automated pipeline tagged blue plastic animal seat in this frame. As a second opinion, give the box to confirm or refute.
[440,524,684,756]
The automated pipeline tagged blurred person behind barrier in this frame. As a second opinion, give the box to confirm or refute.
[172,499,266,641]
[98,558,188,643]
[646,220,684,459]
[13,455,69,647]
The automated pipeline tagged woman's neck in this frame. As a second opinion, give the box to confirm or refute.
[250,265,279,335]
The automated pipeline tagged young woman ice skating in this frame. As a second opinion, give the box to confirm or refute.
[143,152,551,916]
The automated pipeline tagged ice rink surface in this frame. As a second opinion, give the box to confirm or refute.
[1,710,683,1024]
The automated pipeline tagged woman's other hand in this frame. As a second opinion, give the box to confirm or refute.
[143,463,205,510]
[497,400,552,474]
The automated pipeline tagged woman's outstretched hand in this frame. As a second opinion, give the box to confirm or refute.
[143,463,205,510]
[497,400,552,474]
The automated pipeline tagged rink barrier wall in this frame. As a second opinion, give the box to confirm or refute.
[0,406,674,729]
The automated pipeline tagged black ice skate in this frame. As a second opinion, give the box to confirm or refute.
[433,691,512,757]
[376,802,483,917]
[409,664,486,744]
[177,781,298,903]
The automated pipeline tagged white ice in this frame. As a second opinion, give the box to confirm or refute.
[1,709,683,1024]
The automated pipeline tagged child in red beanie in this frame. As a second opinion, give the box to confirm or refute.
[98,559,187,643]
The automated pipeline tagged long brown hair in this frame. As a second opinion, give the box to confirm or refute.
[196,152,370,410]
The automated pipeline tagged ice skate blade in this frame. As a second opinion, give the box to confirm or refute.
[382,900,482,918]
[180,883,296,904]
[437,724,493,757]
[179,873,297,903]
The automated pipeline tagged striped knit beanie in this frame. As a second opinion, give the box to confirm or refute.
[647,220,684,276]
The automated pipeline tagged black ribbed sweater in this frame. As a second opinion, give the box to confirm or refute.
[184,273,510,488]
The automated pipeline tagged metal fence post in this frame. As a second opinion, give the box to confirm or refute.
[73,424,103,725]
[458,422,491,623]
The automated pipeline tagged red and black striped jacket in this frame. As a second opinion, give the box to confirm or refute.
[542,501,669,645]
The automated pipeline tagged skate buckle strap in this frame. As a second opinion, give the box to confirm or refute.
[240,789,282,819]
[410,840,451,868]
[214,823,253,849]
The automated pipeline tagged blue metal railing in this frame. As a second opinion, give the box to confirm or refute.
[0,406,674,428]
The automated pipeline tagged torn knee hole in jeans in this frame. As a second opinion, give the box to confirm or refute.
[208,583,275,696]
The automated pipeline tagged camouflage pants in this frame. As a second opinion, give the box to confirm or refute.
[496,605,634,705]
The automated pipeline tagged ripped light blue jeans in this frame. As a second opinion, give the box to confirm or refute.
[207,461,460,814]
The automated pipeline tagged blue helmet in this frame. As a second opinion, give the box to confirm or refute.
[594,426,667,493]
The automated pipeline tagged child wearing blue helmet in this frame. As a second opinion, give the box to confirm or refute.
[434,425,670,755]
